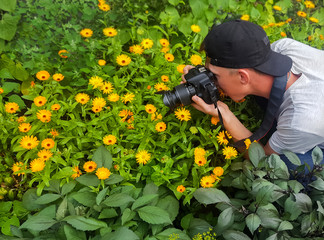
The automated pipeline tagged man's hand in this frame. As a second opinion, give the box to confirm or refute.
[181,65,195,83]
[191,95,228,119]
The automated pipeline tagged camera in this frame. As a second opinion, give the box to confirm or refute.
[161,65,219,109]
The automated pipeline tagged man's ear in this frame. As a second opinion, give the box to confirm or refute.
[238,69,250,85]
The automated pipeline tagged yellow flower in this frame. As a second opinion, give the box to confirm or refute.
[103,135,117,145]
[175,107,191,121]
[20,135,39,149]
[80,28,93,38]
[50,129,59,138]
[211,116,219,125]
[195,155,207,166]
[191,24,201,33]
[309,17,319,23]
[177,64,185,73]
[130,45,144,55]
[51,104,61,111]
[194,147,206,157]
[200,175,216,188]
[161,75,169,82]
[164,53,174,62]
[17,116,26,123]
[96,167,111,180]
[116,54,132,66]
[18,123,32,133]
[58,49,68,58]
[177,185,186,193]
[240,14,250,21]
[320,34,324,40]
[222,146,238,159]
[145,104,157,114]
[151,112,162,121]
[0,87,3,94]
[108,93,120,102]
[30,158,45,172]
[12,162,26,176]
[98,59,106,66]
[273,5,282,11]
[37,109,52,123]
[98,3,110,11]
[41,138,55,149]
[154,82,169,91]
[34,96,47,107]
[75,93,90,105]
[92,97,106,108]
[83,161,97,173]
[297,11,307,18]
[71,166,82,179]
[141,38,154,49]
[119,109,134,123]
[155,122,166,132]
[216,131,231,145]
[103,27,117,37]
[89,76,104,89]
[53,73,64,82]
[122,92,135,104]
[190,54,202,65]
[101,81,114,94]
[5,102,19,113]
[36,70,50,81]
[37,149,53,161]
[304,1,315,8]
[160,47,170,53]
[92,106,103,113]
[244,138,252,149]
[213,167,224,177]
[136,150,151,165]
[159,38,169,47]
[280,32,287,37]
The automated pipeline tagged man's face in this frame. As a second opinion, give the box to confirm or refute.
[205,58,246,102]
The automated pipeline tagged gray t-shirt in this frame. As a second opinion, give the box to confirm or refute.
[269,38,324,154]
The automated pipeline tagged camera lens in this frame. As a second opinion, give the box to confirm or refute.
[162,84,196,109]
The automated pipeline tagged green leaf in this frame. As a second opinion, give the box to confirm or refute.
[284,196,302,221]
[245,213,261,234]
[256,208,281,229]
[1,216,19,236]
[0,14,20,41]
[277,220,293,231]
[121,208,136,225]
[104,174,124,185]
[282,150,301,166]
[96,187,109,205]
[249,142,265,167]
[34,193,61,205]
[56,196,68,221]
[0,202,12,213]
[268,154,290,179]
[98,208,118,219]
[131,194,158,210]
[137,206,172,224]
[309,178,324,191]
[71,191,96,207]
[103,193,134,207]
[102,227,140,240]
[189,0,208,19]
[222,230,252,240]
[317,201,324,215]
[19,215,57,231]
[155,228,191,240]
[0,0,17,12]
[157,195,179,222]
[312,146,323,165]
[92,145,113,169]
[76,174,100,186]
[63,216,107,231]
[61,181,76,195]
[216,207,234,234]
[293,193,313,213]
[22,189,43,211]
[193,188,230,205]
[63,224,87,240]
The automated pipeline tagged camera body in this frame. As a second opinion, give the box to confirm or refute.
[162,65,219,109]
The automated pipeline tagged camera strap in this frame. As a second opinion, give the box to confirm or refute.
[232,74,288,149]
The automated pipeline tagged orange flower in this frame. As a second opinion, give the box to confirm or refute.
[36,70,50,81]
[177,185,186,193]
[41,138,55,149]
[58,50,68,58]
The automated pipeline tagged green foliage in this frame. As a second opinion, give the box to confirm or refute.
[192,143,324,239]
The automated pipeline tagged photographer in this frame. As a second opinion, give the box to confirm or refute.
[183,19,324,173]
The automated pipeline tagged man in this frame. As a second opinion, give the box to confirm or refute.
[183,19,324,172]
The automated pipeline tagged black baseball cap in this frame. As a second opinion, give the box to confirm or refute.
[203,19,292,77]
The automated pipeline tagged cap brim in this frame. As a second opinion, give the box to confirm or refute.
[254,50,292,77]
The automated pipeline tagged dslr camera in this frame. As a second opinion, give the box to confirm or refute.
[161,65,219,109]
